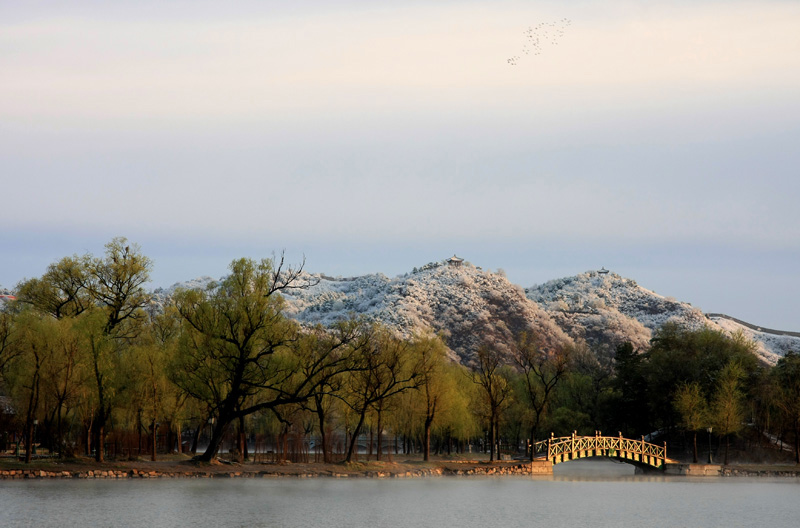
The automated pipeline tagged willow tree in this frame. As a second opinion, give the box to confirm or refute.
[14,237,152,461]
[674,381,709,463]
[5,313,54,462]
[15,254,92,320]
[300,320,366,463]
[172,256,359,462]
[411,335,452,461]
[711,362,745,465]
[772,352,800,464]
[340,326,421,463]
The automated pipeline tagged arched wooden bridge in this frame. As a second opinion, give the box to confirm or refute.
[532,432,672,469]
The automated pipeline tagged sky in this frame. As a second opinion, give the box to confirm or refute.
[2,0,799,330]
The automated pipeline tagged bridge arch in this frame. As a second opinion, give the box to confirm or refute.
[533,433,672,470]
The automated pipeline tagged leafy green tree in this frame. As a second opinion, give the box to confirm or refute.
[0,310,20,374]
[645,324,758,434]
[84,239,152,461]
[772,352,800,464]
[38,316,86,457]
[85,238,153,339]
[298,320,365,463]
[409,334,452,461]
[674,381,709,463]
[173,256,357,462]
[341,326,420,462]
[15,255,92,320]
[611,342,650,435]
[555,344,615,436]
[127,308,184,461]
[14,238,152,461]
[710,362,745,465]
[4,313,75,462]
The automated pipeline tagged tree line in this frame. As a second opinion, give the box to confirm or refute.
[0,238,798,465]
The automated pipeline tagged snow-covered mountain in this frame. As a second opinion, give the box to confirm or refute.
[708,314,800,365]
[525,271,707,360]
[280,262,574,364]
[7,259,798,366]
[151,262,574,365]
[525,270,793,365]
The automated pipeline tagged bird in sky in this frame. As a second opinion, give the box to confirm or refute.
[508,18,572,65]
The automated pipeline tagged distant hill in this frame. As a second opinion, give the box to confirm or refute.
[278,263,573,365]
[7,260,798,366]
[525,270,792,365]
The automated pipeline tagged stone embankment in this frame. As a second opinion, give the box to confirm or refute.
[0,461,552,480]
[719,467,800,478]
[665,463,800,477]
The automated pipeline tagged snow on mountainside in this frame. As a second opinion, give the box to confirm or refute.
[525,270,794,365]
[708,315,800,365]
[279,262,573,364]
[153,263,574,365]
[8,259,797,366]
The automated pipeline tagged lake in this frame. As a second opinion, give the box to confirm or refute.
[1,459,798,527]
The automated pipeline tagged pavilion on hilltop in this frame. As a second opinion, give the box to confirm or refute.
[446,255,464,267]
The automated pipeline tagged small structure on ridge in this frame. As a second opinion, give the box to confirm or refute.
[447,255,464,267]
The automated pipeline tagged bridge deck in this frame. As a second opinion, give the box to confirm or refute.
[532,434,670,468]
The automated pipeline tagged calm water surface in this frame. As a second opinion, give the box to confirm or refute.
[1,459,798,527]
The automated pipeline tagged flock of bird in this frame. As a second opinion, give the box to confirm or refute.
[507,18,572,66]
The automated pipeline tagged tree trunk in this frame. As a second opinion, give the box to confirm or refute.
[489,414,496,462]
[95,422,105,462]
[190,422,201,455]
[794,421,800,465]
[151,420,157,461]
[24,420,33,464]
[314,397,330,463]
[84,423,91,457]
[238,415,247,462]
[345,410,367,463]
[137,410,143,457]
[198,420,229,462]
[692,431,698,464]
[529,425,536,461]
[93,408,107,462]
[423,415,433,462]
[376,410,384,461]
[724,435,730,465]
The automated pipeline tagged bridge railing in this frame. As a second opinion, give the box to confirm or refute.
[532,433,666,464]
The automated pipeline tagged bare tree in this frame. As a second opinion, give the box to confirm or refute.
[470,344,513,462]
[341,326,421,463]
[510,331,571,460]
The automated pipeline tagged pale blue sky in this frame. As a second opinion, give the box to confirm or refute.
[2,1,799,329]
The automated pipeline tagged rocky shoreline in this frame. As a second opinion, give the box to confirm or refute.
[719,467,800,478]
[0,463,541,480]
[2,460,797,480]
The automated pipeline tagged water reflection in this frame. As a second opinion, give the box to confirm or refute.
[552,456,637,479]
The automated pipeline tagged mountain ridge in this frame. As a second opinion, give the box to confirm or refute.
[149,260,796,366]
[4,260,796,365]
